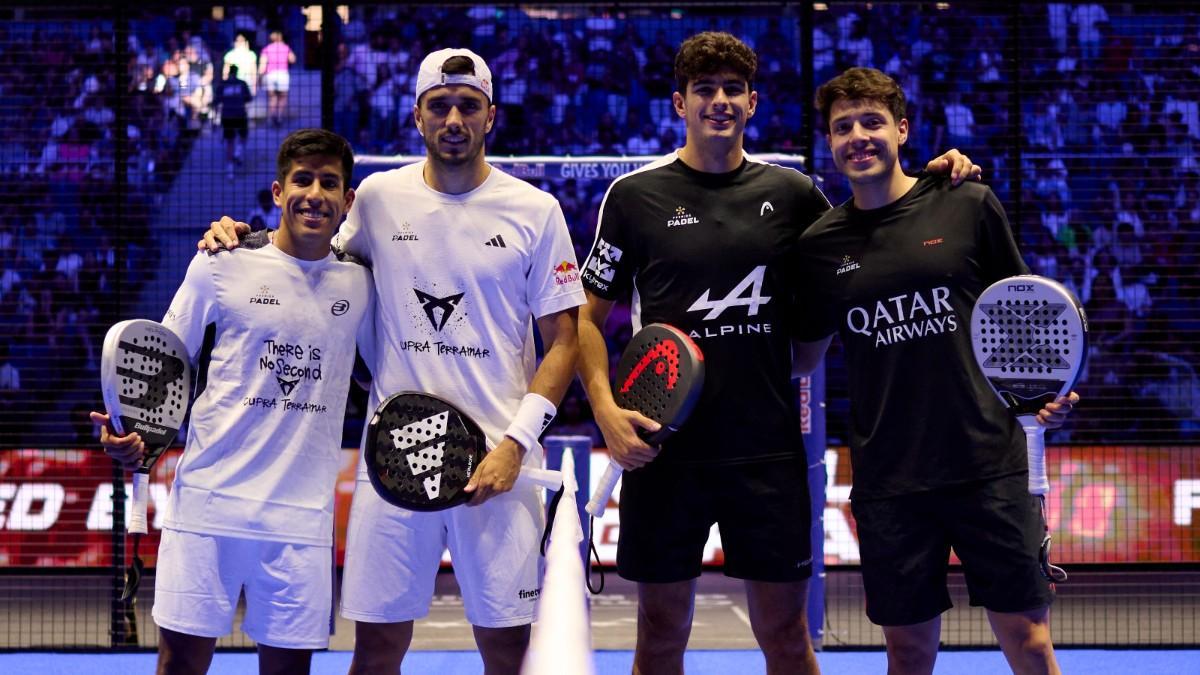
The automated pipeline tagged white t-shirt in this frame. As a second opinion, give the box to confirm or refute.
[161,244,374,545]
[334,162,585,476]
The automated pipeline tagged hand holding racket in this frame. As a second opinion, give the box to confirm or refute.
[365,392,563,511]
[970,275,1086,582]
[96,319,192,639]
[585,324,704,518]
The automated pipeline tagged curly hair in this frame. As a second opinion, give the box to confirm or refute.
[814,67,908,132]
[674,31,757,94]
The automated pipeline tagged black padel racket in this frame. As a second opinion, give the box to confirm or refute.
[971,275,1086,582]
[99,319,191,636]
[584,323,704,517]
[365,392,562,511]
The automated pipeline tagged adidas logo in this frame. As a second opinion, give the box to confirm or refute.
[485,234,506,248]
[390,410,450,500]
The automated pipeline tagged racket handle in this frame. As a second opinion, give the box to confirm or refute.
[585,460,622,518]
[515,466,564,491]
[1021,416,1049,496]
[129,470,150,535]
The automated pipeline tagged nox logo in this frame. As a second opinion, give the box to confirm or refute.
[414,289,465,331]
[1007,284,1035,292]
[390,411,450,500]
[687,266,771,320]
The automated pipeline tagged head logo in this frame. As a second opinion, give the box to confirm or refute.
[390,410,450,500]
[331,299,350,316]
[553,260,580,286]
[667,206,700,228]
[414,288,464,331]
[760,201,774,216]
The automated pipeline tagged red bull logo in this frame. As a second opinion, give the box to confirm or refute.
[553,261,580,286]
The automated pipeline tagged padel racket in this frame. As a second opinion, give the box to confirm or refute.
[99,319,191,639]
[364,392,563,511]
[970,275,1087,582]
[584,323,704,518]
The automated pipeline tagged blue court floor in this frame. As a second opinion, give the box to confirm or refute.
[3,649,1197,674]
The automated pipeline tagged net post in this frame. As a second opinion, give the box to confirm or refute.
[543,435,594,569]
[801,363,827,650]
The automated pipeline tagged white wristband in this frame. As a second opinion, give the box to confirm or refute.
[504,393,557,453]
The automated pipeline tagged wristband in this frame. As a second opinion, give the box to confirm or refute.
[504,393,557,453]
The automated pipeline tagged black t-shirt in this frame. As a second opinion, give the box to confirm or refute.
[582,154,830,464]
[217,78,252,119]
[794,174,1029,500]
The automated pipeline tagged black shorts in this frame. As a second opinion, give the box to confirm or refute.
[617,455,813,583]
[851,472,1054,626]
[222,116,248,140]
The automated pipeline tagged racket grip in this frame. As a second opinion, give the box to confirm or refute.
[516,466,564,491]
[1022,417,1049,496]
[129,470,150,535]
[585,460,622,518]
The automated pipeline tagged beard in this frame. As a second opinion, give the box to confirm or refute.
[422,129,485,167]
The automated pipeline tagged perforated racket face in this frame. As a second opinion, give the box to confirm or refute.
[970,276,1088,416]
[613,323,705,444]
[364,392,487,511]
[100,320,191,467]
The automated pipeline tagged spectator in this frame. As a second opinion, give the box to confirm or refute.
[215,64,252,179]
[258,29,296,127]
[222,31,257,98]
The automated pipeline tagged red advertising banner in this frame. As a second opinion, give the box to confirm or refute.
[2,446,1199,568]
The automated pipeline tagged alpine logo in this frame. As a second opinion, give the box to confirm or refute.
[485,234,507,248]
[836,255,861,276]
[250,285,281,305]
[414,289,464,331]
[583,238,623,290]
[392,221,419,242]
[686,266,774,339]
[390,410,450,500]
[276,376,300,397]
[553,261,580,286]
[667,205,700,228]
[760,201,774,216]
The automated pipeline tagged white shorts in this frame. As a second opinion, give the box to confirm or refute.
[263,70,290,93]
[152,528,333,649]
[341,479,545,628]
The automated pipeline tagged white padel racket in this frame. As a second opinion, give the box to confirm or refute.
[971,275,1086,582]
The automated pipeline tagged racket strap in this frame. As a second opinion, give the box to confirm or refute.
[540,486,566,557]
[1037,496,1068,583]
[586,516,605,595]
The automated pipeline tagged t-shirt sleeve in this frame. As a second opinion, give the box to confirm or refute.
[977,187,1030,282]
[580,180,635,300]
[527,200,587,318]
[333,177,373,263]
[162,252,219,362]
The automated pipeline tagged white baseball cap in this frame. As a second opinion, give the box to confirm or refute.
[414,48,493,102]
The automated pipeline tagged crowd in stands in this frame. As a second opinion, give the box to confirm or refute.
[0,3,1196,446]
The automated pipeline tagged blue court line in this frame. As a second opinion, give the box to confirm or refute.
[2,649,1196,674]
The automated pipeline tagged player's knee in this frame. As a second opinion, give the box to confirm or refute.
[636,600,693,645]
[885,638,938,674]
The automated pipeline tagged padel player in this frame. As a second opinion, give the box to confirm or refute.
[791,67,1077,675]
[94,129,373,674]
[200,49,584,674]
[577,33,981,675]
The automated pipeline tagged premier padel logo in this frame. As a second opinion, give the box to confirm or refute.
[667,205,700,228]
[390,410,450,500]
[583,238,623,290]
[837,255,861,276]
[250,285,281,305]
[414,289,464,331]
[392,221,419,242]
